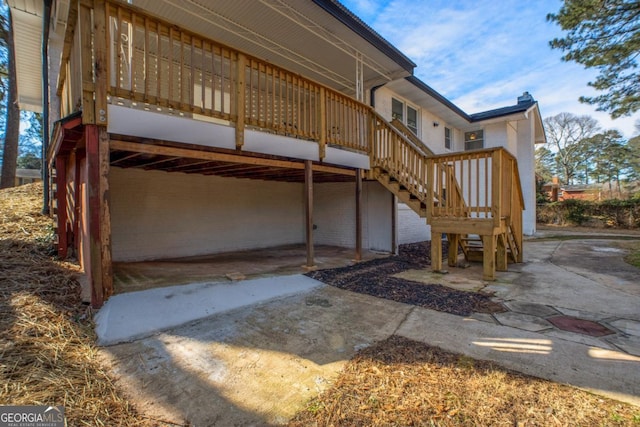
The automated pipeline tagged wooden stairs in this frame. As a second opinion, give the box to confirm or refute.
[369,115,524,280]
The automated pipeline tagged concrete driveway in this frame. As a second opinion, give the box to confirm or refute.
[98,230,640,426]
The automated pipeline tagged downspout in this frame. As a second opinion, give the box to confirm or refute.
[42,0,52,215]
[369,83,398,253]
[369,83,384,109]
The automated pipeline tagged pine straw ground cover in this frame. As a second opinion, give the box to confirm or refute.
[0,183,154,426]
[289,335,640,427]
[2,183,640,426]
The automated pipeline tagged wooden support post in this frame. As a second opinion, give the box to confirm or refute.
[55,156,68,259]
[319,87,327,160]
[85,125,113,308]
[79,1,95,124]
[94,0,108,125]
[496,234,508,271]
[355,168,362,261]
[235,53,246,149]
[98,127,113,300]
[447,233,459,267]
[491,150,503,227]
[431,231,443,273]
[304,160,315,269]
[482,234,496,281]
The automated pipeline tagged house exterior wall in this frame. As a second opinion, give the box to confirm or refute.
[314,181,393,252]
[109,168,394,261]
[398,203,430,244]
[109,167,305,261]
[516,117,537,235]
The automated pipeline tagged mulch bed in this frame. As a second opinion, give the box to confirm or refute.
[306,241,505,316]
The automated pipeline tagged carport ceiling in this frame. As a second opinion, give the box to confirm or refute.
[130,0,414,94]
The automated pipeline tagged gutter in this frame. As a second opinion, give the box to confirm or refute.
[42,0,52,215]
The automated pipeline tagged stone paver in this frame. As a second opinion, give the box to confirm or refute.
[503,301,560,317]
[493,312,554,332]
[609,319,640,336]
[606,335,640,358]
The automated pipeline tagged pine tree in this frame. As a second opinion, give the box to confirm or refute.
[548,0,640,118]
[0,4,20,188]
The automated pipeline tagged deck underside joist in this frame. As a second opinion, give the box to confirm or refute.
[109,135,357,183]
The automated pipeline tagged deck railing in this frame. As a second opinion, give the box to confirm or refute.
[56,0,523,252]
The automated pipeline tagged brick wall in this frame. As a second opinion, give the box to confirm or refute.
[110,167,305,261]
[110,168,395,261]
[398,203,430,244]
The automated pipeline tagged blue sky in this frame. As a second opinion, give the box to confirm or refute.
[341,0,639,138]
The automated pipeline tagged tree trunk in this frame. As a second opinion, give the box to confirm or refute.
[1,10,20,189]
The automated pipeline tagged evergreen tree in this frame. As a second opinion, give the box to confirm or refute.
[0,2,19,188]
[548,0,640,118]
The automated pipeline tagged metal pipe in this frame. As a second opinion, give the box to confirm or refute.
[42,0,52,215]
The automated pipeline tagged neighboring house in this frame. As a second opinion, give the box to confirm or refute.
[8,0,543,307]
[558,185,600,201]
[0,168,42,186]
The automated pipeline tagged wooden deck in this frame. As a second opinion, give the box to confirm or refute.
[50,0,524,307]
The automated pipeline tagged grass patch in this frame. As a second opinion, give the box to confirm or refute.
[624,242,640,268]
[289,336,640,426]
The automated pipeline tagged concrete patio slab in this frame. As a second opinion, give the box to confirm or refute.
[95,275,323,345]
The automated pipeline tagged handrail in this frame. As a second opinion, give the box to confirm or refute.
[390,118,434,156]
[58,0,524,256]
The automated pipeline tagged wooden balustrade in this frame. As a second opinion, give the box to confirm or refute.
[55,0,524,260]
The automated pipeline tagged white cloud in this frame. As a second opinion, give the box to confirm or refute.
[341,0,640,138]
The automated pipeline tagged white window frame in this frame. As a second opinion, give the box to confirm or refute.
[391,97,419,135]
[444,127,452,150]
[464,130,484,150]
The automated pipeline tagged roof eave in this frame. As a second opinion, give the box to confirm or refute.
[404,76,471,122]
[312,0,416,74]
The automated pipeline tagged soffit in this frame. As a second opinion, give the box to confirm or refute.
[7,1,44,112]
[130,0,413,94]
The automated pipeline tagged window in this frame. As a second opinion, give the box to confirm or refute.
[464,130,484,150]
[392,97,419,135]
[407,106,418,134]
[392,98,404,122]
[444,127,451,150]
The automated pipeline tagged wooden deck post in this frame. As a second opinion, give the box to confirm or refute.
[235,53,246,149]
[79,1,95,125]
[304,160,315,268]
[496,234,508,271]
[447,233,459,267]
[319,87,327,160]
[85,124,113,308]
[355,168,362,261]
[55,156,68,259]
[431,231,443,273]
[94,0,108,126]
[482,234,496,281]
